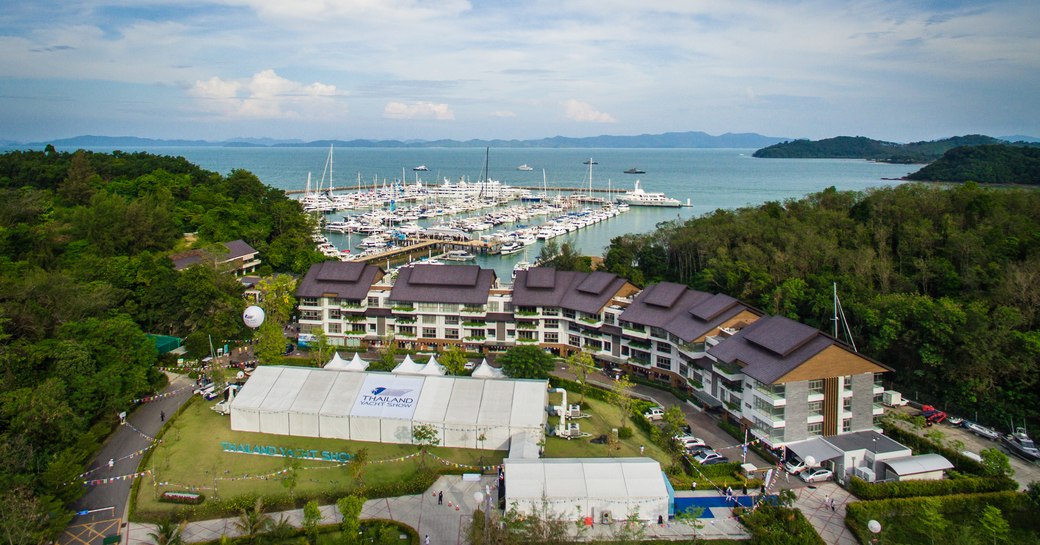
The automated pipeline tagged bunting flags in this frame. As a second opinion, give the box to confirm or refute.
[122,421,161,442]
[129,385,194,405]
[75,442,160,480]
[81,469,152,486]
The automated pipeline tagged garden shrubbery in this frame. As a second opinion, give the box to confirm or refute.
[847,474,1018,500]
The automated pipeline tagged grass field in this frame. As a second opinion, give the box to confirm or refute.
[541,390,672,464]
[135,396,504,519]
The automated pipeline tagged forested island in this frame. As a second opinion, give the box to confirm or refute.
[601,183,1040,433]
[906,144,1040,184]
[753,134,1008,162]
[0,147,321,539]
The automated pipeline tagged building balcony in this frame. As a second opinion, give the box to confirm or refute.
[752,387,786,406]
[712,362,744,382]
[873,403,885,415]
[621,326,649,339]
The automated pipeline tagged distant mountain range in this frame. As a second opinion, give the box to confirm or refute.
[16,131,790,149]
[751,134,1039,163]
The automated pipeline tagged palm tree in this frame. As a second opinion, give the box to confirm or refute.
[234,497,273,544]
[147,518,185,545]
[265,514,296,543]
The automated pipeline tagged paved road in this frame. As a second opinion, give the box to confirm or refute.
[60,373,196,545]
[551,362,769,469]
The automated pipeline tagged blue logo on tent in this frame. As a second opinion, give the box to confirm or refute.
[371,387,412,397]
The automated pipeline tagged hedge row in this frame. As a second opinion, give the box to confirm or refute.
[626,374,692,403]
[547,376,611,403]
[845,491,1040,545]
[847,474,1018,500]
[740,505,825,545]
[880,422,988,475]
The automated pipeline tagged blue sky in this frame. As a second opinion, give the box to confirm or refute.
[1,0,1038,142]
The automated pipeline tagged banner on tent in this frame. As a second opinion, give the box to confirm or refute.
[219,441,352,462]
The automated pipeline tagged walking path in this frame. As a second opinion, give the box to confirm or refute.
[792,482,858,545]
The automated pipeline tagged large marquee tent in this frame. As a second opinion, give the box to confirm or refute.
[230,366,548,450]
[503,458,671,522]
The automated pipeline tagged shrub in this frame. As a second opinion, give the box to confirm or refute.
[741,505,825,545]
[617,426,634,440]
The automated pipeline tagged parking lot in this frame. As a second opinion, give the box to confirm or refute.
[887,407,1040,488]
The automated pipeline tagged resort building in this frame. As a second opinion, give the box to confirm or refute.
[171,239,261,276]
[294,262,890,448]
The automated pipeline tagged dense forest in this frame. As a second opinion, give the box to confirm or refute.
[753,134,1007,162]
[0,148,321,541]
[906,144,1040,184]
[601,183,1040,432]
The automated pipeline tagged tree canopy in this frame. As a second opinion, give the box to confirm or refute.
[0,149,323,543]
[498,345,555,379]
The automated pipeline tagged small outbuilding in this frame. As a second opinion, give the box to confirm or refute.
[880,454,953,481]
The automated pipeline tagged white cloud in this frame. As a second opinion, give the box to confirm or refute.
[189,69,339,119]
[563,99,616,123]
[383,101,455,120]
[490,110,517,118]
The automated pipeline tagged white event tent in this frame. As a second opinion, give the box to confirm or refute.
[504,458,670,523]
[391,354,425,375]
[323,352,350,370]
[343,352,369,372]
[471,358,505,379]
[418,355,446,376]
[230,366,547,450]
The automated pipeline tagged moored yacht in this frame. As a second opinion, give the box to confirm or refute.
[616,180,682,207]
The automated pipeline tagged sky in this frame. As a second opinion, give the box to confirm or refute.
[1,0,1038,143]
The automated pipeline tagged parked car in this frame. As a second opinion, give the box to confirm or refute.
[693,450,727,465]
[643,407,665,421]
[464,361,476,371]
[685,445,712,457]
[675,435,707,450]
[784,459,808,474]
[800,468,834,483]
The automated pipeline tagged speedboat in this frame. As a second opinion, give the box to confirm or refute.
[517,164,534,171]
[499,241,524,255]
[624,168,646,174]
[443,250,476,261]
[1001,427,1040,461]
[413,165,429,171]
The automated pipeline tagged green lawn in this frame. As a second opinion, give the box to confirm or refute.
[541,390,672,464]
[135,396,503,520]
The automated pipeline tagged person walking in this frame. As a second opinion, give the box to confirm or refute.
[160,410,165,422]
[424,535,430,545]
[639,444,645,455]
[437,491,443,505]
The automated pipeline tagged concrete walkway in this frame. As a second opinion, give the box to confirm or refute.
[126,475,750,543]
[792,482,858,545]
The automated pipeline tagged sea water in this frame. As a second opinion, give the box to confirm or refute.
[40,146,914,279]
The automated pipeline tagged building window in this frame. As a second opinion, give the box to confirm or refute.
[445,329,459,340]
[650,327,667,339]
[543,307,558,316]
[300,297,319,306]
[842,418,853,432]
[604,313,616,325]
[369,324,377,331]
[656,341,672,354]
[679,363,689,376]
[544,319,559,329]
[423,328,437,338]
[328,309,342,320]
[300,310,321,321]
[843,397,853,411]
[808,422,823,436]
[544,332,559,343]
[421,315,436,324]
[843,375,853,391]
[368,296,380,307]
[486,329,495,337]
[874,372,884,387]
[808,401,824,416]
[488,301,500,312]
[563,309,576,320]
[445,315,459,325]
[603,342,611,352]
[569,335,580,346]
[655,356,672,370]
[809,379,825,395]
[622,346,630,356]
[518,330,537,340]
[328,323,341,334]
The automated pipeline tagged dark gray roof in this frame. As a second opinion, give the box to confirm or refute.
[171,251,205,270]
[620,282,755,343]
[225,239,257,260]
[707,315,833,384]
[365,307,392,317]
[390,264,495,305]
[512,268,628,315]
[296,261,383,300]
[825,431,908,455]
[486,312,514,322]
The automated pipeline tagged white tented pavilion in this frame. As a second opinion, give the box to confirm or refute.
[230,366,547,450]
[324,352,350,370]
[391,354,425,375]
[504,458,670,523]
[343,353,369,372]
[418,355,446,376]
[471,358,505,379]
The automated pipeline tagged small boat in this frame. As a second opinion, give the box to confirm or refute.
[965,421,1001,441]
[624,168,645,174]
[583,159,598,165]
[443,250,476,261]
[499,241,524,255]
[517,164,534,171]
[413,165,429,171]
